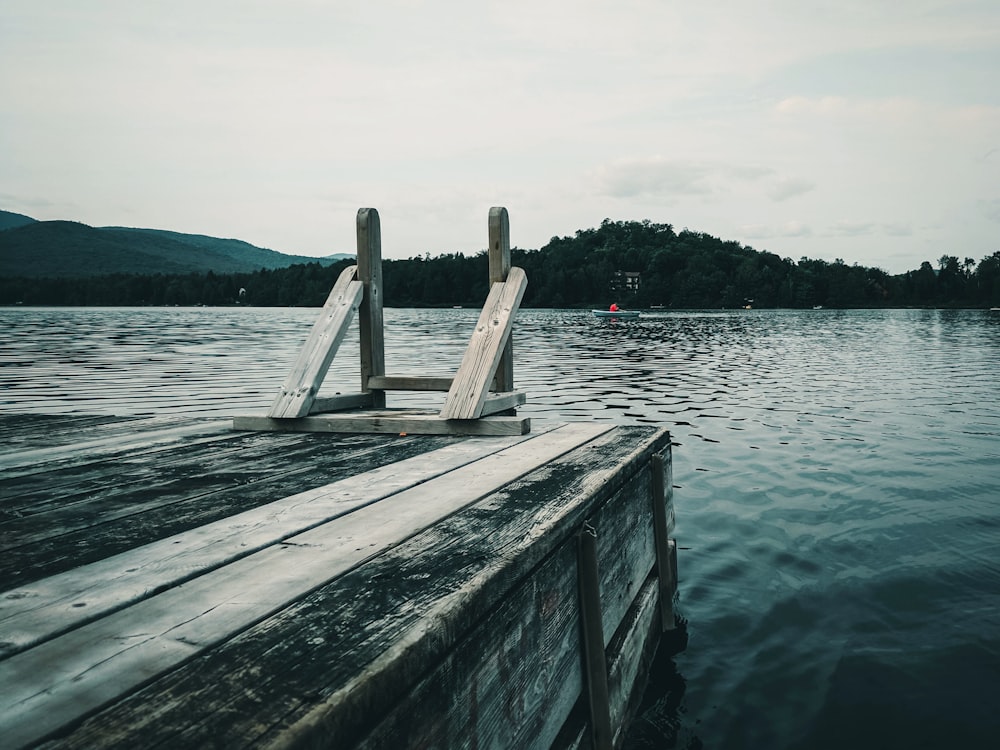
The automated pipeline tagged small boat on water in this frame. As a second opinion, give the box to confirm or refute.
[592,309,641,319]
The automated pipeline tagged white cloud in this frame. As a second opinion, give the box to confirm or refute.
[595,158,715,200]
[882,222,913,237]
[767,178,816,202]
[737,221,813,240]
[729,166,776,181]
[782,221,814,238]
[830,221,877,237]
[982,199,1000,224]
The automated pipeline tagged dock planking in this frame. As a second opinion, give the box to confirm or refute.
[0,413,676,749]
[0,421,465,590]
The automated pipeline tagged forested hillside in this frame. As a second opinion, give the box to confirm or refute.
[0,214,346,277]
[0,210,36,231]
[2,219,998,308]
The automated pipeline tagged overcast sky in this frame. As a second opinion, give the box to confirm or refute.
[2,1,998,273]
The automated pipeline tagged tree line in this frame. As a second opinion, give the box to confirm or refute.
[3,219,998,308]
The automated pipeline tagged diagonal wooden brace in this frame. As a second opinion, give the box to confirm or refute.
[267,265,363,418]
[439,266,527,420]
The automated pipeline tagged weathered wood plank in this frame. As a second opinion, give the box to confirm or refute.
[651,449,677,631]
[552,574,663,750]
[259,426,670,749]
[349,458,668,750]
[357,208,386,408]
[234,411,531,436]
[366,374,454,391]
[1,431,300,524]
[663,441,675,532]
[0,424,614,747]
[0,415,188,454]
[0,418,232,473]
[478,390,526,416]
[0,431,408,550]
[0,432,462,588]
[489,206,514,395]
[0,415,130,449]
[594,465,657,646]
[607,574,662,747]
[578,523,614,750]
[0,430,546,657]
[355,538,583,750]
[32,426,668,749]
[268,265,363,418]
[309,392,375,413]
[2,441,325,566]
[440,266,528,420]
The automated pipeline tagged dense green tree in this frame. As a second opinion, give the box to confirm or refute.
[2,220,997,308]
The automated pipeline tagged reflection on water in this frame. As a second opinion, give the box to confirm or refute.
[2,306,1000,748]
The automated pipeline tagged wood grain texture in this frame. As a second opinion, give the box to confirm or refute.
[0,428,333,547]
[270,426,667,750]
[0,414,145,452]
[366,374,454,391]
[440,266,527,420]
[308,392,374,413]
[234,411,531,436]
[359,446,672,748]
[651,450,677,631]
[1,424,615,747]
[593,467,657,646]
[578,524,614,750]
[34,426,669,749]
[0,422,460,589]
[606,574,662,747]
[552,575,662,750]
[0,432,542,657]
[268,265,362,418]
[489,206,514,395]
[355,539,584,750]
[0,418,231,474]
[356,208,386,408]
[478,390,526,416]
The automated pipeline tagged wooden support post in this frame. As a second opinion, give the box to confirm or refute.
[489,207,513,394]
[651,449,677,631]
[578,521,613,750]
[357,208,386,408]
[668,538,678,612]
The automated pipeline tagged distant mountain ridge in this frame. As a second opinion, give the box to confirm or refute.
[0,210,36,232]
[0,210,352,278]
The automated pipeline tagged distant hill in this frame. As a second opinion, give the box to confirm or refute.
[0,211,352,278]
[0,210,37,232]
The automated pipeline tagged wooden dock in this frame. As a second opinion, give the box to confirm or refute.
[1,414,676,749]
[1,209,678,748]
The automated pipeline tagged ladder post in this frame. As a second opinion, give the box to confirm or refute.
[488,206,514,395]
[357,208,386,408]
[578,521,613,750]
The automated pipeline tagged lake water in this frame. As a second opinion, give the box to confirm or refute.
[2,306,999,748]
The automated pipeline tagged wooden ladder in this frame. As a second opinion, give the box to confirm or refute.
[233,207,530,436]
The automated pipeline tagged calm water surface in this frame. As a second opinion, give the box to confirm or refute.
[2,306,999,748]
